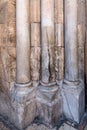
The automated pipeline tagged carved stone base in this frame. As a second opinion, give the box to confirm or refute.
[10,82,36,129]
[36,82,62,128]
[62,80,85,123]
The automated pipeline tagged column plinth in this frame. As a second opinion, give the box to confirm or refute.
[62,79,85,123]
[37,82,62,128]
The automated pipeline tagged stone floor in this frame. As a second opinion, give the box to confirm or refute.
[0,115,87,130]
[0,121,87,130]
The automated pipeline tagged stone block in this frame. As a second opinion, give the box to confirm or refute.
[10,82,36,129]
[0,0,8,24]
[62,80,85,123]
[36,83,62,128]
[30,0,40,23]
[8,0,16,23]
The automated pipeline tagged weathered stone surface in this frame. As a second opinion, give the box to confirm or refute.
[41,0,55,83]
[55,47,64,81]
[37,84,62,128]
[8,22,16,47]
[78,47,84,81]
[85,43,87,99]
[31,23,40,47]
[1,121,87,130]
[0,122,10,130]
[77,0,85,83]
[41,0,54,27]
[41,28,55,83]
[0,46,16,89]
[0,0,8,24]
[78,27,85,81]
[0,0,86,130]
[30,0,40,23]
[8,0,16,23]
[0,0,16,93]
[10,83,36,129]
[0,24,8,47]
[26,124,57,130]
[77,0,85,26]
[78,24,85,47]
[59,123,77,130]
[62,80,85,123]
[30,47,41,81]
[30,23,41,81]
[0,46,9,82]
[0,92,11,118]
[54,0,63,24]
[55,24,64,47]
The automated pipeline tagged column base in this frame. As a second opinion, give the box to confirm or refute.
[10,82,36,129]
[36,81,62,128]
[62,79,85,123]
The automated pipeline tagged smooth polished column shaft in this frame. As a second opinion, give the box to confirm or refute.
[16,0,30,83]
[65,0,78,81]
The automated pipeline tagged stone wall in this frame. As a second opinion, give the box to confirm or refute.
[0,0,16,92]
[0,0,16,126]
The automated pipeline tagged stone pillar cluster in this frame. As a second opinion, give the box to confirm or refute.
[13,0,85,129]
[0,0,86,130]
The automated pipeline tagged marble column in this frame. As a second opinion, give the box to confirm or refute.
[62,0,85,123]
[10,0,36,129]
[16,0,30,84]
[65,0,78,81]
[37,0,62,128]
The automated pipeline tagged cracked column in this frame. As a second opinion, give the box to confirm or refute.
[30,0,41,87]
[55,0,64,86]
[11,0,36,129]
[62,0,85,123]
[37,0,62,128]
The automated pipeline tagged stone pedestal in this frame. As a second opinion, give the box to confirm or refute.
[10,82,36,129]
[62,80,85,123]
[36,82,62,128]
